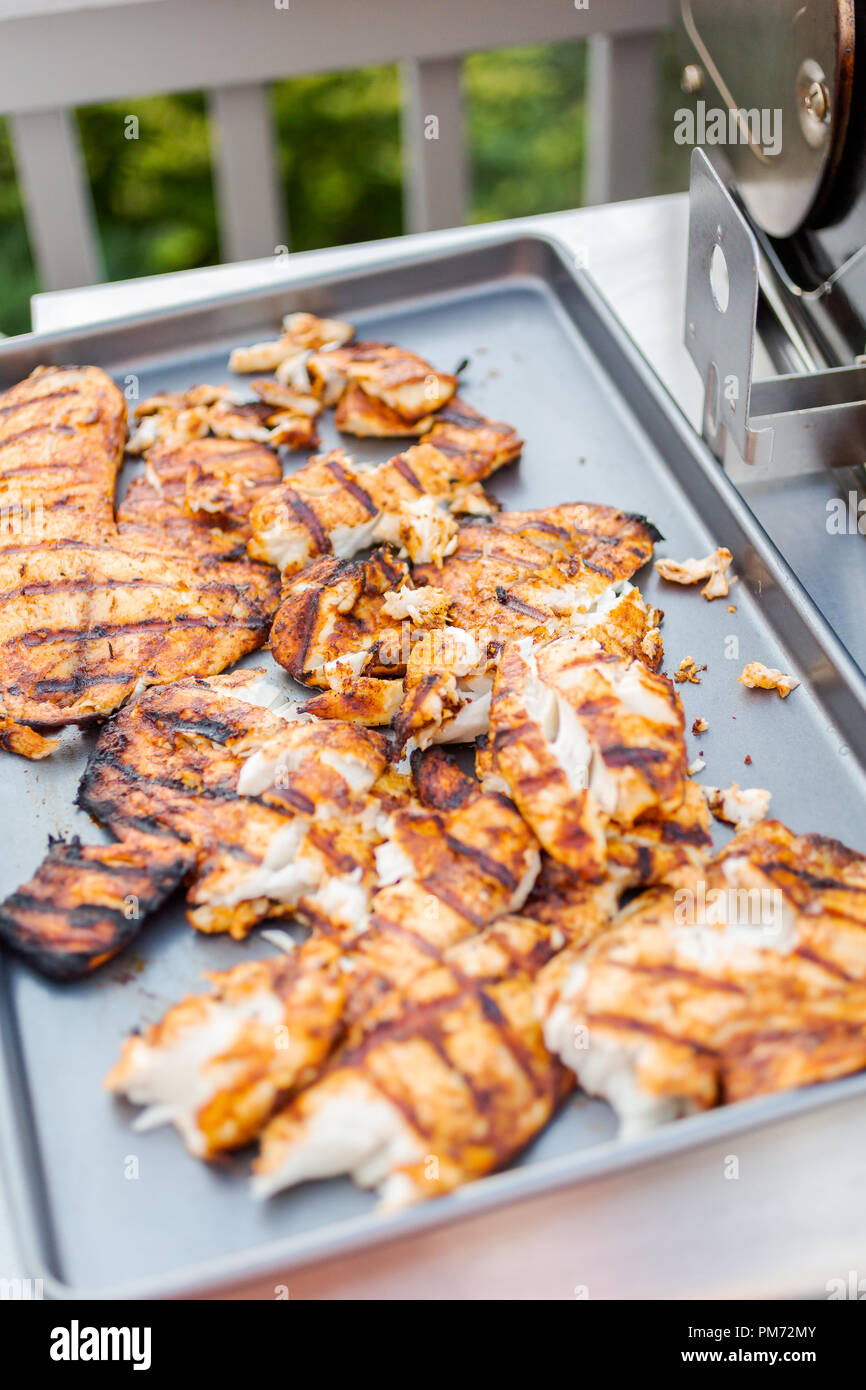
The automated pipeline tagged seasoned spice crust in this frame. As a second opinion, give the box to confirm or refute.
[0,367,279,734]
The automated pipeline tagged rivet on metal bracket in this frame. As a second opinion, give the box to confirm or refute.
[685,148,866,483]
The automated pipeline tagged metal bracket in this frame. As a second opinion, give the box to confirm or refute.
[685,148,866,482]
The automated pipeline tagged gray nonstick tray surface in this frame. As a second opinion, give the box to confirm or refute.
[2,233,866,1299]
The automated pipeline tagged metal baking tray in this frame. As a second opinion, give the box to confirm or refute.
[2,232,866,1300]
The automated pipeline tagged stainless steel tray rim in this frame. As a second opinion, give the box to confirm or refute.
[13,1064,866,1302]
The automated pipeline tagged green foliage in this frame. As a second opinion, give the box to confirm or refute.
[0,118,38,338]
[76,92,219,280]
[465,41,588,223]
[271,65,403,252]
[0,40,687,337]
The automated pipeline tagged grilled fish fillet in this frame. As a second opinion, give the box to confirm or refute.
[408,510,661,663]
[127,381,321,457]
[0,364,124,543]
[0,367,280,739]
[228,312,355,376]
[247,400,521,577]
[536,820,866,1135]
[252,912,574,1207]
[118,437,282,550]
[79,668,391,940]
[305,341,457,431]
[269,503,662,743]
[405,517,661,753]
[104,762,543,1155]
[477,502,662,575]
[486,635,687,878]
[0,834,195,979]
[268,549,409,695]
[104,936,349,1156]
[603,779,713,892]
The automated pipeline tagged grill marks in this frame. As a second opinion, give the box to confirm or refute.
[344,975,552,1115]
[254,913,570,1201]
[77,670,399,943]
[285,488,332,555]
[537,819,866,1129]
[0,386,79,417]
[0,573,249,606]
[271,549,407,687]
[104,937,351,1158]
[381,789,539,937]
[496,592,550,622]
[391,454,424,492]
[582,1010,719,1057]
[0,834,195,979]
[0,369,280,737]
[611,957,747,997]
[488,638,687,881]
[602,744,671,771]
[266,499,663,746]
[0,423,66,453]
[492,505,660,577]
[325,457,378,516]
[443,833,518,891]
[359,908,449,970]
[18,609,270,650]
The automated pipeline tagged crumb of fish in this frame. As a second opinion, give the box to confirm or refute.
[738,662,799,699]
[674,656,702,685]
[654,547,733,600]
[702,782,771,829]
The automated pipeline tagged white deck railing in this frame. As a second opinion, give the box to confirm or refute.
[0,0,675,292]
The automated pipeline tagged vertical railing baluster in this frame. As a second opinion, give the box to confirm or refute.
[209,82,287,262]
[401,57,467,234]
[10,108,102,291]
[585,33,659,206]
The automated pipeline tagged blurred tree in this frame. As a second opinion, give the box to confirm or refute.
[272,65,403,251]
[466,41,587,222]
[76,92,219,279]
[0,118,38,336]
